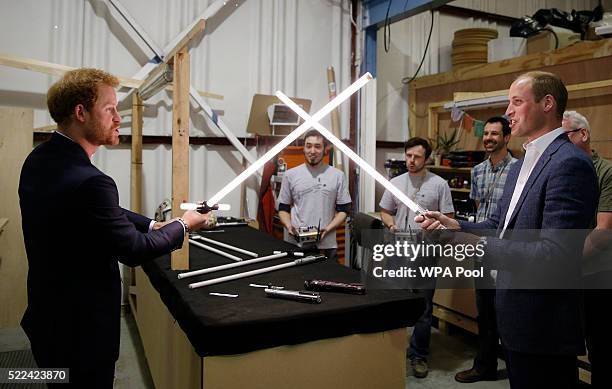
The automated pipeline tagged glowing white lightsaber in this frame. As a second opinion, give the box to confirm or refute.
[192,235,258,258]
[203,73,373,206]
[178,252,288,280]
[275,92,429,217]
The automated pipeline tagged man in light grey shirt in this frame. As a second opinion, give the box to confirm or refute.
[379,137,454,378]
[277,130,351,260]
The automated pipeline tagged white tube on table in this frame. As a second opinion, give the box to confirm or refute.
[178,252,288,279]
[188,255,325,289]
[188,239,243,262]
[192,235,258,257]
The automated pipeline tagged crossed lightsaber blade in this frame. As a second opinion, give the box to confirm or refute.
[182,72,429,221]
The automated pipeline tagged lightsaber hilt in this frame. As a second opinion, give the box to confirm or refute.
[415,208,447,230]
[304,279,366,295]
[180,201,231,214]
[295,254,326,265]
[195,201,218,213]
[264,288,322,304]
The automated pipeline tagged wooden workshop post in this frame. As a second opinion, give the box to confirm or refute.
[326,66,344,171]
[171,47,191,270]
[131,92,144,214]
[129,92,144,315]
[0,107,32,328]
[408,84,417,139]
[427,102,443,142]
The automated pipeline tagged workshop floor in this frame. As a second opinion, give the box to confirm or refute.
[0,312,512,389]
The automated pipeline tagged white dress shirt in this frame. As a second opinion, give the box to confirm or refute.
[500,127,564,238]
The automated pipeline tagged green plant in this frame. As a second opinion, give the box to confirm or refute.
[432,129,460,156]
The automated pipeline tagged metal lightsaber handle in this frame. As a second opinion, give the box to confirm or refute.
[416,208,447,230]
[304,279,366,295]
[180,201,231,214]
[264,288,322,304]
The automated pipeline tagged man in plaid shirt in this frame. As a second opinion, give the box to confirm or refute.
[455,116,517,383]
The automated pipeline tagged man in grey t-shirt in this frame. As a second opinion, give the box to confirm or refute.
[277,130,351,260]
[379,137,454,378]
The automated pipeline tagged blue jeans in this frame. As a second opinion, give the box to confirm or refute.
[408,288,435,361]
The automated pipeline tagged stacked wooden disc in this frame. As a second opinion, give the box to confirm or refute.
[452,28,498,69]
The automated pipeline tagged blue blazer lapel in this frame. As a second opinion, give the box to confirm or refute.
[497,161,521,234]
[504,134,566,229]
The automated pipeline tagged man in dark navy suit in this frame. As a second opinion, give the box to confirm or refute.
[416,71,598,389]
[19,68,211,388]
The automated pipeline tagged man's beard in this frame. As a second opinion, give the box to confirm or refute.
[305,153,323,166]
[306,156,322,166]
[87,121,118,146]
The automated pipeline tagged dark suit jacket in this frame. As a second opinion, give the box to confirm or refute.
[19,132,185,365]
[460,132,598,355]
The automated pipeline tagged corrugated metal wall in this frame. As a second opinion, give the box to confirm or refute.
[0,0,353,219]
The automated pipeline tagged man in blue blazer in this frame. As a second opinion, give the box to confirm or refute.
[19,68,211,388]
[416,71,598,389]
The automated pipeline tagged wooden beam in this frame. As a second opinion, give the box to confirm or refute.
[170,47,191,270]
[167,20,205,65]
[411,39,612,90]
[131,92,143,214]
[0,52,80,79]
[0,107,32,328]
[327,66,344,171]
[408,84,417,138]
[0,52,223,100]
[433,304,478,335]
[454,79,612,102]
[166,84,223,100]
[0,52,141,88]
[427,103,442,142]
[451,79,612,105]
[33,132,258,146]
[138,19,206,99]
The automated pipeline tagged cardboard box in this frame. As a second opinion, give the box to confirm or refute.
[527,26,580,54]
[246,94,312,135]
[488,37,526,62]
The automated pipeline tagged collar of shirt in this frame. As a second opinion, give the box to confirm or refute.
[55,130,94,160]
[522,127,565,155]
[305,162,328,175]
[487,152,513,172]
[592,149,600,163]
[55,130,76,143]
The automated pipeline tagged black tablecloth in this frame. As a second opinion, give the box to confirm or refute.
[142,227,425,357]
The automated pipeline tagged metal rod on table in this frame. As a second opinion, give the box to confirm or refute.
[192,235,258,257]
[188,254,326,289]
[178,252,288,279]
[188,239,243,262]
